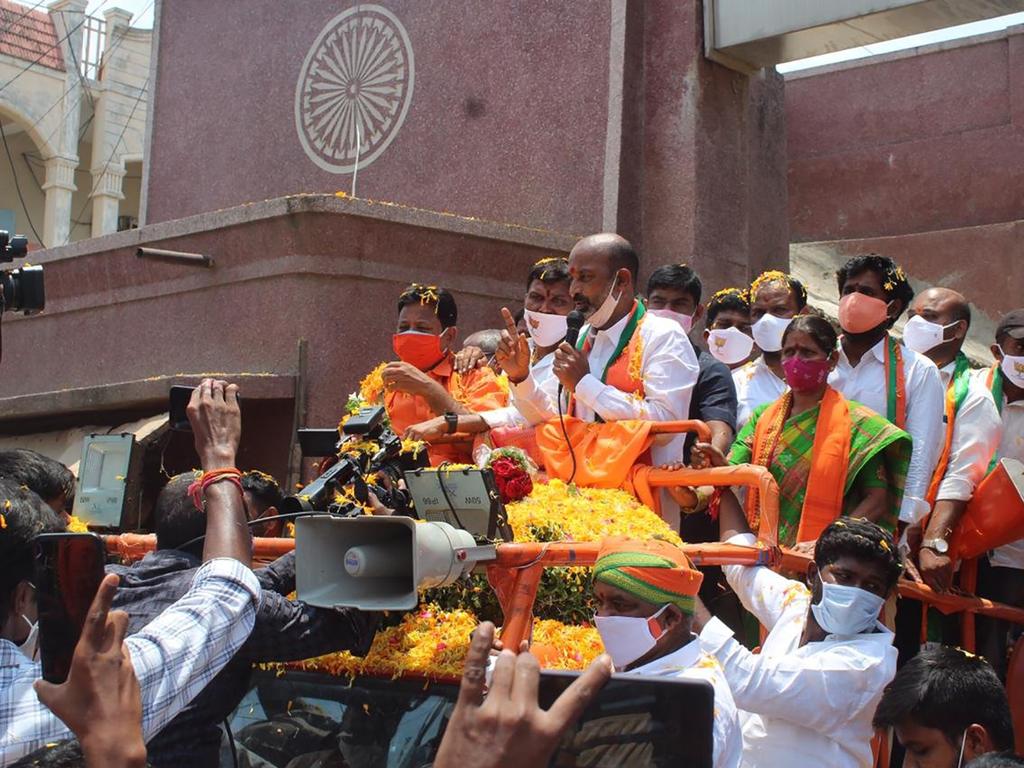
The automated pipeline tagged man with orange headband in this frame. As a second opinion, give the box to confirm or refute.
[383,284,509,464]
[593,537,742,768]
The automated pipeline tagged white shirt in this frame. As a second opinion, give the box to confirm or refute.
[732,357,786,432]
[0,558,261,765]
[700,534,898,768]
[830,336,944,524]
[513,309,699,470]
[932,361,1002,502]
[974,368,1024,568]
[628,638,743,768]
[481,351,557,430]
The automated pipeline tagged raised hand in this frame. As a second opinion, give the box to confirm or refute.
[187,379,241,470]
[495,307,532,384]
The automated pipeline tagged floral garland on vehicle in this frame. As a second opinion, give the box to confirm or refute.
[484,447,534,504]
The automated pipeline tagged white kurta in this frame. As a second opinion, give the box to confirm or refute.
[700,534,897,768]
[627,638,743,768]
[829,336,944,524]
[732,356,786,432]
[480,351,557,429]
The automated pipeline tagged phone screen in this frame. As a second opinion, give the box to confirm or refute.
[33,533,107,684]
[169,385,194,432]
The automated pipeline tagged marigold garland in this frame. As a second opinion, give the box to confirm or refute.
[358,362,388,405]
[67,515,89,533]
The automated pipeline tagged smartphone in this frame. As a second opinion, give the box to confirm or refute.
[536,670,715,767]
[33,532,107,684]
[169,385,194,431]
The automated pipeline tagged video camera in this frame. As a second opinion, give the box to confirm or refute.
[1,230,44,314]
[281,406,428,518]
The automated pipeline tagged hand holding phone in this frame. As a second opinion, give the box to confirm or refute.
[34,572,147,767]
[169,380,242,469]
[33,532,107,684]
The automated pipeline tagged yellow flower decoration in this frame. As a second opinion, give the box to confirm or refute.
[359,362,388,405]
[709,286,750,306]
[67,515,89,533]
[750,270,793,300]
[627,329,645,388]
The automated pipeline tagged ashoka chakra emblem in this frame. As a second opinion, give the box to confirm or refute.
[294,5,415,174]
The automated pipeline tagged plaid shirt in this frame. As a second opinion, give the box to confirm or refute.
[108,549,377,768]
[0,558,261,766]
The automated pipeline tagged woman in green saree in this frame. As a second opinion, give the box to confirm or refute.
[696,315,911,551]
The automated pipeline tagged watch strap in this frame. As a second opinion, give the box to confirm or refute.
[444,412,459,434]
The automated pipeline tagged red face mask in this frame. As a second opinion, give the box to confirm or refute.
[838,293,890,334]
[782,357,831,393]
[393,331,446,371]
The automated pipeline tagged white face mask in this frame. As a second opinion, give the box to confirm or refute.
[707,327,755,366]
[523,308,568,348]
[586,277,622,329]
[902,315,959,355]
[594,604,669,670]
[17,614,38,662]
[649,308,694,333]
[1000,347,1024,388]
[810,572,885,636]
[751,314,793,353]
[956,728,967,768]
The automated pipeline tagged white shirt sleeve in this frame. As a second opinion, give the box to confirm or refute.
[125,557,261,740]
[900,356,945,524]
[573,326,698,423]
[935,385,1003,502]
[719,533,809,632]
[699,617,892,734]
[510,373,560,423]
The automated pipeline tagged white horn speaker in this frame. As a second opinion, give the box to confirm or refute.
[295,515,494,611]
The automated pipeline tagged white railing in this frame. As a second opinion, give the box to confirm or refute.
[79,14,106,80]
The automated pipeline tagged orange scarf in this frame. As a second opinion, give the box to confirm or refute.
[748,386,852,542]
[536,418,653,488]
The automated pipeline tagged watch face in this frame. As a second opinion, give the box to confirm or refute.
[926,539,949,554]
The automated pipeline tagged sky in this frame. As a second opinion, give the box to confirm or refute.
[82,2,1024,66]
[85,0,154,28]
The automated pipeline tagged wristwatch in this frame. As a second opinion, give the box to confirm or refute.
[921,538,949,554]
[444,412,459,434]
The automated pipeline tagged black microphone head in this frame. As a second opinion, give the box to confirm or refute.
[564,310,585,347]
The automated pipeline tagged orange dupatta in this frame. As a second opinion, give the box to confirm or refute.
[536,418,653,489]
[748,386,852,543]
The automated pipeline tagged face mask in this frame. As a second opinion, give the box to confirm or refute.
[999,348,1024,389]
[586,277,622,329]
[594,604,669,670]
[649,308,693,333]
[902,315,959,355]
[707,327,755,366]
[782,357,831,393]
[17,614,38,662]
[393,331,446,371]
[751,314,792,353]
[810,572,885,636]
[523,309,568,348]
[839,293,890,334]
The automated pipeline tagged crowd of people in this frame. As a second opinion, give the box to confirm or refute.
[1,229,1023,767]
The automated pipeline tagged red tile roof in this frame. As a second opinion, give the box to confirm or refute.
[0,0,66,72]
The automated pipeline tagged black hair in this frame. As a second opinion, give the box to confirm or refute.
[873,646,1014,753]
[0,479,64,623]
[397,284,458,329]
[646,264,702,305]
[9,740,153,768]
[706,288,751,325]
[966,753,1024,767]
[750,270,809,310]
[0,449,75,507]
[815,517,902,592]
[241,471,283,513]
[782,314,838,355]
[836,254,915,316]
[154,471,204,556]
[527,257,570,290]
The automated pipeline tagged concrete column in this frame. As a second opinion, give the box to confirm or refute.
[89,165,126,237]
[42,155,78,247]
[46,0,88,245]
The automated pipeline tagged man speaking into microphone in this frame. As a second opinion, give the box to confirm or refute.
[500,233,699,526]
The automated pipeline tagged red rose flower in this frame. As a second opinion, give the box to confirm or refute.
[504,474,533,502]
[490,457,518,479]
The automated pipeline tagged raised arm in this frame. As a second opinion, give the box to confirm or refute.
[186,379,251,566]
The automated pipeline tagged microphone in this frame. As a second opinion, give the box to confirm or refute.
[564,310,585,348]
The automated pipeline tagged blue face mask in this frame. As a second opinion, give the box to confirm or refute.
[810,572,885,636]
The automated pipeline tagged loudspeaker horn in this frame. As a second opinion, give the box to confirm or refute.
[295,515,496,611]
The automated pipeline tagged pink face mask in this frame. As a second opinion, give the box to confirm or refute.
[838,293,890,334]
[782,357,831,393]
